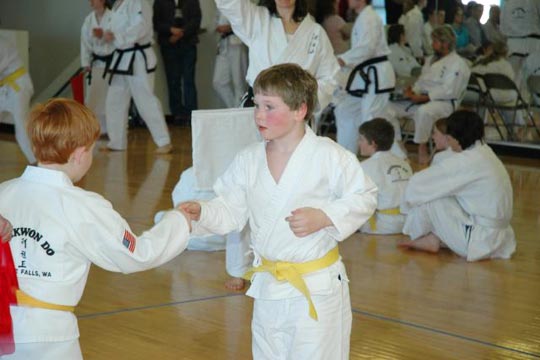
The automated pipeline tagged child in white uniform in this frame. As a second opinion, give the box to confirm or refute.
[399,110,516,260]
[81,0,114,135]
[0,99,191,360]
[181,64,377,359]
[358,118,412,234]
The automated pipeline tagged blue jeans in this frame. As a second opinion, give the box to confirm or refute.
[160,42,198,116]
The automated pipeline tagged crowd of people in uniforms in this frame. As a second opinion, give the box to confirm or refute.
[0,0,533,358]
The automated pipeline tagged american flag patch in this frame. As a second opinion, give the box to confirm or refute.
[122,230,136,253]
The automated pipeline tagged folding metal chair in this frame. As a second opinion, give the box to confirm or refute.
[527,75,540,108]
[481,73,540,141]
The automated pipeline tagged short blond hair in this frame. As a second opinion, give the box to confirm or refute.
[432,25,456,51]
[253,63,318,122]
[27,98,100,164]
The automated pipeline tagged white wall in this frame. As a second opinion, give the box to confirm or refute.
[0,0,222,111]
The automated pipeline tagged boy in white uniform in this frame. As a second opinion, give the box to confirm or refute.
[399,110,516,261]
[103,0,172,153]
[181,64,377,359]
[81,0,114,135]
[0,99,191,359]
[358,118,412,234]
[0,36,35,164]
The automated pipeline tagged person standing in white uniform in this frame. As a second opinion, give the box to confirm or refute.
[215,0,340,289]
[103,0,172,153]
[391,25,470,164]
[335,0,397,154]
[399,110,516,261]
[401,0,427,59]
[212,11,248,108]
[0,99,191,360]
[358,118,412,235]
[81,0,114,135]
[181,64,377,360]
[215,0,339,110]
[500,0,540,87]
[0,37,35,164]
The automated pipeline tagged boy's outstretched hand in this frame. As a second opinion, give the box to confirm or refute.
[0,214,13,243]
[178,202,201,222]
[285,207,332,238]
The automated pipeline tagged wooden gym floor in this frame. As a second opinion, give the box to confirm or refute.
[1,125,539,360]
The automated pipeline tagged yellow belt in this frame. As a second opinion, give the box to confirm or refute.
[15,289,75,312]
[243,246,340,321]
[0,67,27,92]
[368,207,401,231]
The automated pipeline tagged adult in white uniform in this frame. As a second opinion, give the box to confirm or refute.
[81,0,114,135]
[0,37,35,163]
[103,0,172,153]
[215,0,339,110]
[358,118,412,234]
[335,0,397,154]
[181,64,377,359]
[391,25,470,163]
[212,11,248,108]
[0,98,190,360]
[401,0,427,59]
[500,0,540,86]
[399,110,516,261]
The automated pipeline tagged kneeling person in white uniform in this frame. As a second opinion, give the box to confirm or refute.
[181,64,377,360]
[399,110,516,260]
[0,99,191,360]
[358,118,412,234]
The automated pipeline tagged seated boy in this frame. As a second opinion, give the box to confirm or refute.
[181,63,377,359]
[0,98,191,360]
[358,118,413,234]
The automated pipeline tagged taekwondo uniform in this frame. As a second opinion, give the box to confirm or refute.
[402,5,425,59]
[359,151,412,235]
[81,8,114,135]
[192,126,377,359]
[215,0,339,111]
[430,148,455,165]
[212,11,248,108]
[0,166,190,360]
[335,5,397,154]
[388,43,421,78]
[401,141,516,261]
[500,0,540,83]
[105,0,171,150]
[0,37,35,163]
[391,51,470,145]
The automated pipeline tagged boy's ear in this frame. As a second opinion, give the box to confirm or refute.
[294,103,308,122]
[70,146,86,164]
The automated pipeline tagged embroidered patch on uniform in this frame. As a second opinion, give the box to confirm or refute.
[122,230,136,253]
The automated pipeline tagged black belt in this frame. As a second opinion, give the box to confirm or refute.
[346,55,394,97]
[508,34,540,40]
[106,43,155,84]
[87,53,113,85]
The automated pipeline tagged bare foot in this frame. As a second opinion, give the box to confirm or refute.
[225,277,246,291]
[398,233,441,253]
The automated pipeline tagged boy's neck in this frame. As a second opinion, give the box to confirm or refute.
[38,163,78,182]
[267,124,306,154]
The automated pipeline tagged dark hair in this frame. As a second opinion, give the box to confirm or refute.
[446,110,484,149]
[358,118,395,151]
[315,0,336,24]
[387,24,405,45]
[259,0,308,22]
[473,41,508,66]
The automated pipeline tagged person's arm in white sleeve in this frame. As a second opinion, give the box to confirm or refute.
[215,0,263,46]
